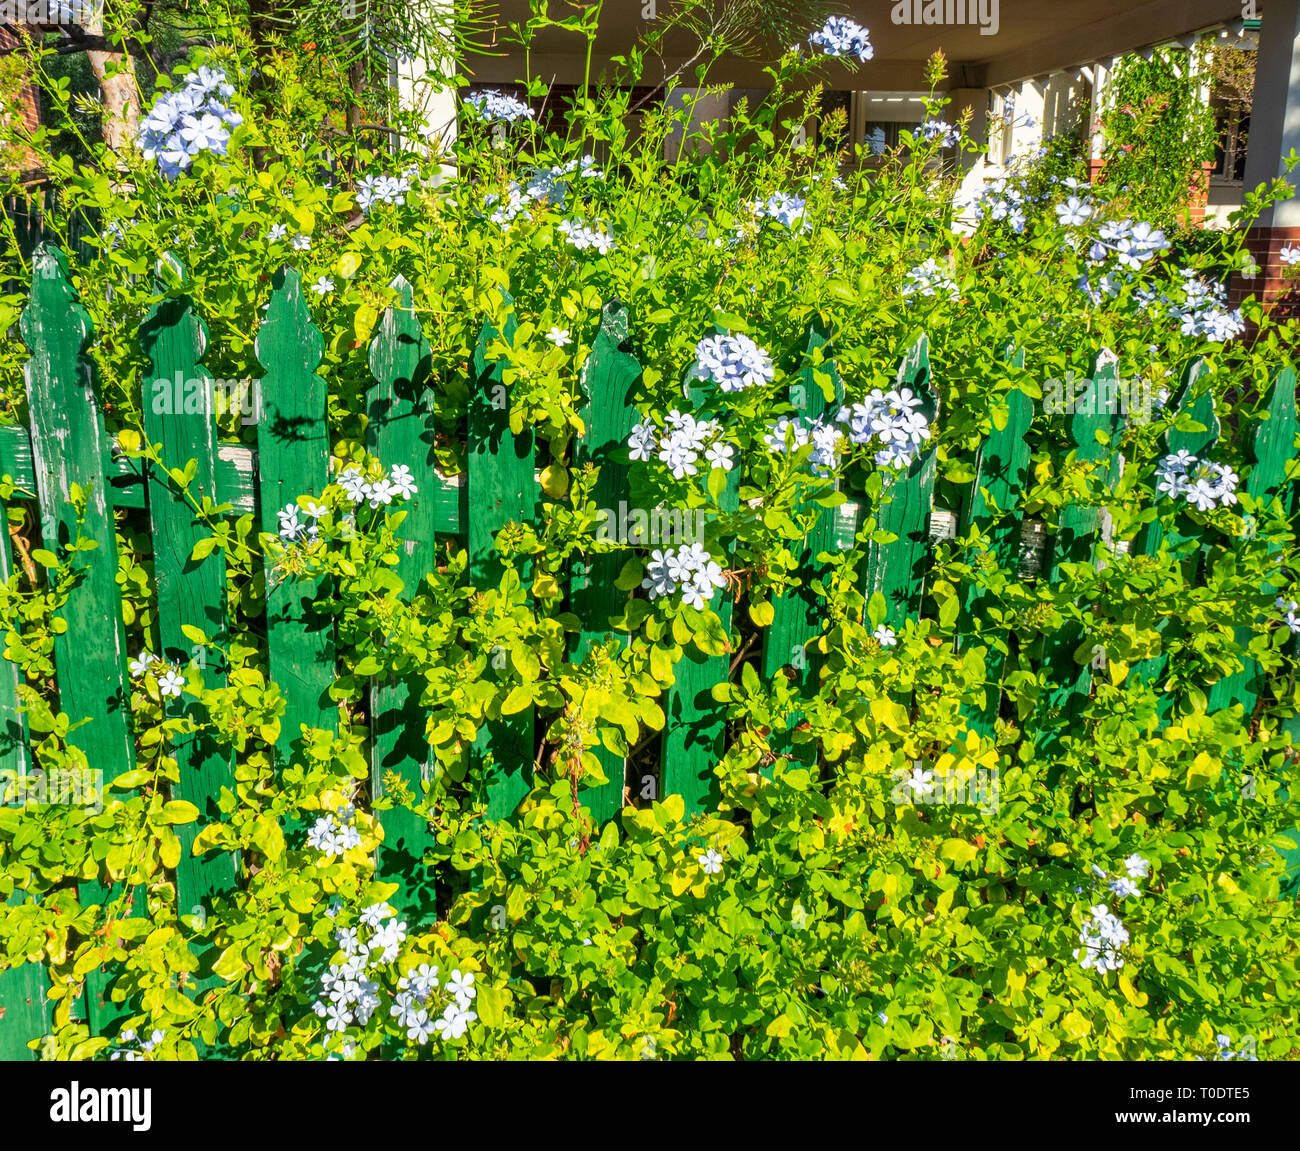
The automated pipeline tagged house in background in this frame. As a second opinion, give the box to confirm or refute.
[463,1,1299,311]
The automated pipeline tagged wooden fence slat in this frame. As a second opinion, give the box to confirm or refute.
[255,267,338,763]
[139,273,239,920]
[763,321,845,765]
[859,334,940,628]
[1207,365,1298,715]
[1129,360,1216,723]
[570,300,640,823]
[1037,351,1125,778]
[20,242,137,1036]
[366,274,439,918]
[961,354,1033,738]
[467,292,536,819]
[661,343,741,813]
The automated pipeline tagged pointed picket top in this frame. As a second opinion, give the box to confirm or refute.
[894,330,938,423]
[256,265,324,379]
[1244,365,1298,503]
[1162,358,1218,458]
[21,243,94,373]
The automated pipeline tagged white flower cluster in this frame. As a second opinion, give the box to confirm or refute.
[642,543,729,610]
[1164,270,1245,343]
[109,1027,166,1061]
[1088,219,1168,269]
[464,89,534,124]
[751,191,810,232]
[277,499,327,543]
[837,386,933,470]
[335,462,418,509]
[764,415,842,475]
[971,174,1028,233]
[306,802,363,858]
[312,902,478,1049]
[808,16,873,62]
[129,651,185,698]
[558,219,616,254]
[356,171,413,214]
[919,119,959,148]
[900,256,959,302]
[690,333,775,393]
[489,156,605,225]
[140,66,244,181]
[391,965,478,1044]
[1154,450,1239,511]
[629,411,734,478]
[1081,854,1149,901]
[1276,596,1300,635]
[1076,902,1129,973]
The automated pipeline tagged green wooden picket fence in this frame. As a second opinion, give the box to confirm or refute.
[1,240,1298,1057]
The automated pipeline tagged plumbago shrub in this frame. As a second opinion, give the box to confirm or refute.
[2,16,1300,1059]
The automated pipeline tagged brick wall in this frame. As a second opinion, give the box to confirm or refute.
[1228,226,1300,324]
[0,26,45,179]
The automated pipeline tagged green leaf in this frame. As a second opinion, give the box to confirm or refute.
[501,684,534,715]
[157,800,200,825]
[476,983,508,1028]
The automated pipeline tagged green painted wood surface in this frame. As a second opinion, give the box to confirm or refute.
[21,245,139,1035]
[139,276,239,922]
[467,292,535,819]
[570,300,640,822]
[661,344,741,813]
[1129,360,1216,721]
[255,267,338,762]
[366,275,438,918]
[1207,366,1298,716]
[961,356,1033,738]
[859,334,939,628]
[762,321,845,765]
[1038,352,1125,778]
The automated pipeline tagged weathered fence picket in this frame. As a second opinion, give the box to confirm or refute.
[1129,359,1217,722]
[468,293,535,819]
[140,275,239,914]
[959,350,1033,738]
[570,300,641,822]
[660,345,741,812]
[366,274,439,915]
[763,322,845,765]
